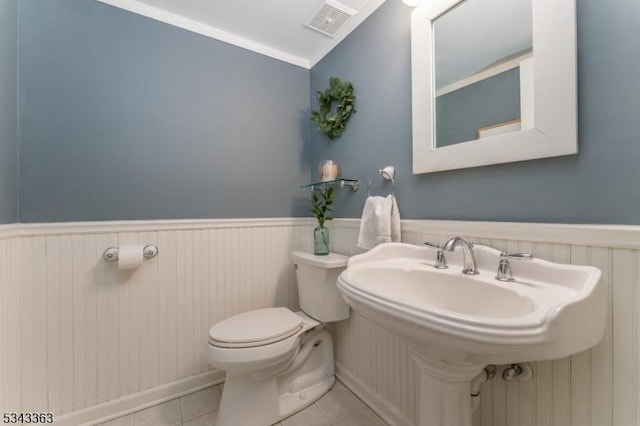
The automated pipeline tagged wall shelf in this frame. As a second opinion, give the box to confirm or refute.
[300,178,359,192]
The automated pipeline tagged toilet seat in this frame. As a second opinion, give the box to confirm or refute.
[207,310,321,373]
[209,307,304,348]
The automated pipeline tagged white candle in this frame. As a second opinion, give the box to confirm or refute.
[318,161,338,182]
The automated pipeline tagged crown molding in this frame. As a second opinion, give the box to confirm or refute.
[96,0,311,68]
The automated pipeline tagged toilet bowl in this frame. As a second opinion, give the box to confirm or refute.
[207,251,349,426]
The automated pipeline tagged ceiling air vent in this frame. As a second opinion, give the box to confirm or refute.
[305,0,357,37]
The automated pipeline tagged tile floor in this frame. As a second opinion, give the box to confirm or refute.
[97,380,387,426]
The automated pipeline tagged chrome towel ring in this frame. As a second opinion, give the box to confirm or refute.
[367,166,395,196]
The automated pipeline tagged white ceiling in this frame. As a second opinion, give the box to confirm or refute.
[97,0,387,68]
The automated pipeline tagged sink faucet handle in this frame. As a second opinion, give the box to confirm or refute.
[502,252,534,261]
[423,242,448,269]
[496,252,534,281]
[423,241,441,249]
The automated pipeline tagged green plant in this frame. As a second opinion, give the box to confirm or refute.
[310,77,356,140]
[310,187,335,227]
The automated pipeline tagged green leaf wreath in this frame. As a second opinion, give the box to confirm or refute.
[310,77,356,140]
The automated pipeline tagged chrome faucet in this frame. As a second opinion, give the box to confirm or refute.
[442,237,479,275]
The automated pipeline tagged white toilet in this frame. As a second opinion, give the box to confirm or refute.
[207,251,350,426]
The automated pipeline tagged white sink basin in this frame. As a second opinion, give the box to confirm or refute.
[338,243,606,365]
[348,266,537,318]
[337,242,606,426]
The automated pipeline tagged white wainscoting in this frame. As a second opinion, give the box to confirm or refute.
[0,219,315,425]
[1,218,639,426]
[327,219,640,426]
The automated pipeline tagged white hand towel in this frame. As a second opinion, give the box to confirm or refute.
[390,195,401,243]
[357,195,401,250]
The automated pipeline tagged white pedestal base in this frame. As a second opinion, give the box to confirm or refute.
[411,349,485,426]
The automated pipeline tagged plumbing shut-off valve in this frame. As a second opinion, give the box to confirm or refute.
[501,363,533,382]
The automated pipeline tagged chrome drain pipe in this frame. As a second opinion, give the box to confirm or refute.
[471,365,497,397]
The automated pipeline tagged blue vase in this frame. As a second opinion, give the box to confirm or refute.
[314,225,330,255]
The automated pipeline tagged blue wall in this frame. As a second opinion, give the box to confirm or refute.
[15,0,640,224]
[310,0,640,224]
[18,0,311,222]
[0,0,18,224]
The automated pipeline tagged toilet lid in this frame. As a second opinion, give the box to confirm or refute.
[209,307,304,348]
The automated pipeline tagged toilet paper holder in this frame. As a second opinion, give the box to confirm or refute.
[103,245,158,262]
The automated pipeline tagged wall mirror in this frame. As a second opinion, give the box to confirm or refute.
[411,0,577,173]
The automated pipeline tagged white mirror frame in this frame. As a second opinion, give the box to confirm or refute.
[411,0,577,174]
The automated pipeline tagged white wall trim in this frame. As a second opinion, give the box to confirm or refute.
[53,370,224,426]
[0,224,19,241]
[333,218,640,250]
[95,0,310,68]
[4,218,640,248]
[15,217,315,237]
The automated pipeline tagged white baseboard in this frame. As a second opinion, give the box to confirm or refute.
[54,370,225,426]
[336,363,413,426]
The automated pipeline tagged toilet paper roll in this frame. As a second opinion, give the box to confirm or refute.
[117,245,145,270]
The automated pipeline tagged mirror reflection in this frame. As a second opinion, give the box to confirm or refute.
[433,0,533,147]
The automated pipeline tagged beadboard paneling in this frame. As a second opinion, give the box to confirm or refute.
[1,234,21,414]
[0,219,314,420]
[2,218,640,426]
[328,219,637,426]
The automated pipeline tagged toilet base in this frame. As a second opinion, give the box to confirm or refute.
[216,329,335,426]
[279,376,334,421]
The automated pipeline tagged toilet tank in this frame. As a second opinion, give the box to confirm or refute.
[291,251,350,322]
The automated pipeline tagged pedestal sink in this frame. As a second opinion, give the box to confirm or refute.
[337,242,605,426]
